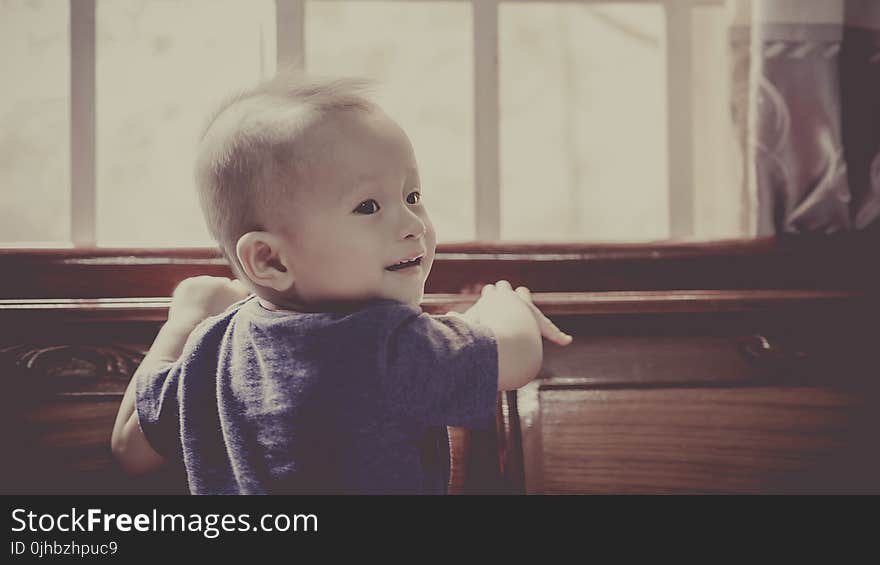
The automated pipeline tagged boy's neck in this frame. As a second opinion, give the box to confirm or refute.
[259,295,386,314]
[258,297,282,311]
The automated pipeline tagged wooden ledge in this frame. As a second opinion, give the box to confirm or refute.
[0,289,868,324]
[428,289,868,315]
[3,235,880,298]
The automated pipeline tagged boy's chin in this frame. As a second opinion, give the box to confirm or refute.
[386,287,424,306]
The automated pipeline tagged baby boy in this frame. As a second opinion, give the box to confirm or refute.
[111,74,572,494]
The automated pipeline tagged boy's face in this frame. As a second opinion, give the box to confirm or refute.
[273,108,436,308]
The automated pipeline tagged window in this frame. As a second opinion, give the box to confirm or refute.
[0,0,736,248]
[96,0,275,246]
[1,0,70,245]
[500,3,667,241]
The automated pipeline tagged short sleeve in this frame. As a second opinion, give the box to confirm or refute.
[135,361,182,458]
[378,309,498,428]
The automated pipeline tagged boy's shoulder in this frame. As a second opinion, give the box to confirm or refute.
[227,298,478,352]
[183,297,460,355]
[230,296,421,326]
[196,296,427,343]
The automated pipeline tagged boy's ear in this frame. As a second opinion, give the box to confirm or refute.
[235,232,294,292]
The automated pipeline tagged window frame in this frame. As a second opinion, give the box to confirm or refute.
[59,0,724,248]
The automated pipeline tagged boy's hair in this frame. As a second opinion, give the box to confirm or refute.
[194,73,375,280]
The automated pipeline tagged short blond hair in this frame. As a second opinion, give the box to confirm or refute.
[194,72,375,279]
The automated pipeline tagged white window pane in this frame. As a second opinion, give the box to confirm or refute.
[306,1,475,242]
[500,3,667,241]
[96,0,275,246]
[692,5,744,239]
[0,0,70,245]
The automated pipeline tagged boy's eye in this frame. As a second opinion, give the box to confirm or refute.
[406,191,421,205]
[354,199,380,215]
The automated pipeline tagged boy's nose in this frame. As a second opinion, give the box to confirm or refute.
[400,211,426,240]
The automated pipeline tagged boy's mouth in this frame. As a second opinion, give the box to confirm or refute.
[385,254,424,272]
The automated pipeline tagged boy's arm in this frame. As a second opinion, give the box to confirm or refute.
[111,275,250,475]
[110,320,196,475]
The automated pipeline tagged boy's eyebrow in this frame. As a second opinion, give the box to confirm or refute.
[345,179,381,201]
[340,182,383,209]
[346,168,420,196]
[350,173,383,188]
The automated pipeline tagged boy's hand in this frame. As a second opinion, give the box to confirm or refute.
[167,276,250,330]
[454,281,572,346]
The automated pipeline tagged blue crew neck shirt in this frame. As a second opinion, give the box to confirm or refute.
[136,296,498,494]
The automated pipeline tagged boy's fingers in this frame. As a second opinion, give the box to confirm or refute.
[515,286,532,303]
[481,283,495,296]
[526,300,573,345]
[541,320,573,345]
[545,330,574,345]
[495,280,512,291]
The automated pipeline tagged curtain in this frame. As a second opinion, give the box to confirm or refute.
[729,0,880,235]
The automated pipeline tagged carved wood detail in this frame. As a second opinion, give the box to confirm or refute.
[0,344,144,394]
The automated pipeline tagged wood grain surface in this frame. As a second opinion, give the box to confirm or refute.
[532,387,880,494]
